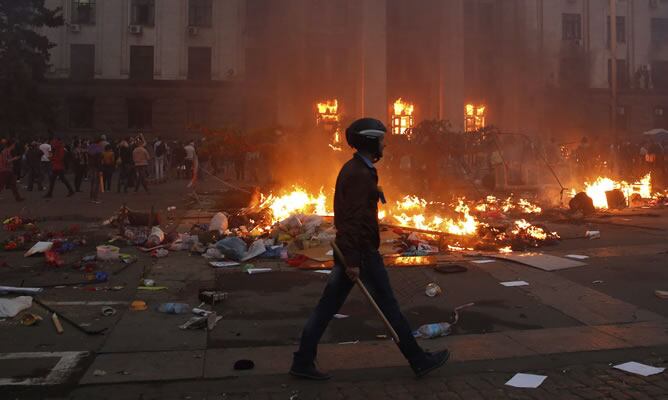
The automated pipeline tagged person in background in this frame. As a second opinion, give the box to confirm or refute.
[132,140,150,193]
[101,144,116,192]
[39,137,52,190]
[26,141,43,191]
[0,140,25,202]
[72,140,87,192]
[184,140,196,180]
[153,136,167,183]
[87,137,104,204]
[44,136,75,198]
[117,138,133,193]
[172,141,186,179]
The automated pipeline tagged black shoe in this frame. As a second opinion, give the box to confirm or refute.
[411,350,450,378]
[289,363,332,381]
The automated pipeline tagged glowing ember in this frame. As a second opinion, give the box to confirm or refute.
[583,173,652,209]
[474,196,541,214]
[391,98,415,137]
[498,246,513,254]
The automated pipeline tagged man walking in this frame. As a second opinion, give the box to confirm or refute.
[26,141,43,191]
[153,136,167,183]
[44,136,75,198]
[290,118,449,380]
[38,137,52,190]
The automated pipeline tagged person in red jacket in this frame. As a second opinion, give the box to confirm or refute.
[44,136,75,198]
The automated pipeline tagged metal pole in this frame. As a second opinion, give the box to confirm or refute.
[610,0,618,141]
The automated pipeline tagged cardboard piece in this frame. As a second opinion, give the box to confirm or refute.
[492,253,586,271]
[505,373,547,388]
[613,362,665,377]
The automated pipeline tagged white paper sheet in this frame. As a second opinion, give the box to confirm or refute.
[500,281,529,287]
[246,268,272,275]
[505,373,547,388]
[209,261,240,268]
[24,241,53,257]
[613,362,665,377]
[333,314,349,319]
[0,286,44,295]
[565,254,589,260]
[313,270,332,274]
[470,259,495,264]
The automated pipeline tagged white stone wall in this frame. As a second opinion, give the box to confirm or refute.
[43,0,244,81]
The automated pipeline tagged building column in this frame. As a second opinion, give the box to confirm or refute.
[439,0,465,131]
[356,0,387,122]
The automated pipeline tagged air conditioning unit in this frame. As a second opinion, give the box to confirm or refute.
[188,26,199,36]
[69,24,81,33]
[129,25,143,35]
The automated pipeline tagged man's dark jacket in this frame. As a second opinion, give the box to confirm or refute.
[334,153,381,268]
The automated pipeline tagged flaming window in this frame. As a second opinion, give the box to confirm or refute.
[316,99,342,150]
[391,98,415,137]
[465,104,486,132]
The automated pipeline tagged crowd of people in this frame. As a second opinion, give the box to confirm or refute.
[0,132,251,204]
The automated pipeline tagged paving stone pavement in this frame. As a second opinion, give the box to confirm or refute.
[62,355,668,400]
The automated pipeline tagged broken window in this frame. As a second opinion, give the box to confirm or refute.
[188,47,212,81]
[131,0,155,26]
[127,99,153,129]
[70,44,95,80]
[71,0,95,24]
[189,0,212,27]
[562,13,582,41]
[130,45,154,80]
[68,97,95,129]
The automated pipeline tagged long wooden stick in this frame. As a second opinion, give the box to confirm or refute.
[331,243,401,343]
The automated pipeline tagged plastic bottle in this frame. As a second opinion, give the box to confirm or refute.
[157,303,190,314]
[414,322,451,339]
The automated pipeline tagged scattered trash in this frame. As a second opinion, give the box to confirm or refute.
[96,245,120,261]
[413,322,451,339]
[337,340,359,345]
[157,303,190,314]
[199,290,228,305]
[146,226,166,247]
[500,281,529,287]
[376,334,387,339]
[425,283,443,297]
[313,270,331,274]
[333,314,349,319]
[203,248,224,259]
[233,359,255,370]
[101,306,117,317]
[86,271,109,283]
[51,313,64,334]
[241,239,267,262]
[130,300,148,311]
[505,373,547,388]
[152,248,169,258]
[179,314,222,330]
[137,286,168,291]
[209,261,240,268]
[470,259,495,264]
[93,369,107,377]
[585,230,601,240]
[142,279,155,287]
[0,286,43,295]
[0,296,33,318]
[209,212,229,234]
[655,290,668,299]
[20,313,43,326]
[24,241,53,257]
[246,268,272,275]
[592,280,604,285]
[565,254,589,260]
[452,302,475,324]
[613,361,665,377]
[215,237,247,261]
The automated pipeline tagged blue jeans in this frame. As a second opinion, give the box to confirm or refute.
[293,250,424,366]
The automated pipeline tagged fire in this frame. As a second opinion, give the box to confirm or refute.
[465,103,486,132]
[583,173,652,209]
[391,98,415,137]
[316,99,339,121]
[498,246,513,254]
[391,197,480,236]
[474,196,542,214]
[259,186,331,223]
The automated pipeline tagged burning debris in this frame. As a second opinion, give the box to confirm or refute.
[391,98,415,138]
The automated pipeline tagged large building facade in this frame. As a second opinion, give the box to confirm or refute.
[42,0,668,138]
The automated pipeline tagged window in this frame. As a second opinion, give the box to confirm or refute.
[608,59,629,89]
[186,101,210,128]
[653,107,667,129]
[562,13,582,41]
[70,44,95,80]
[607,16,626,46]
[188,47,212,81]
[131,0,155,26]
[130,46,154,80]
[68,98,94,129]
[189,0,212,27]
[652,61,668,90]
[651,18,668,44]
[127,99,152,129]
[71,0,95,24]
